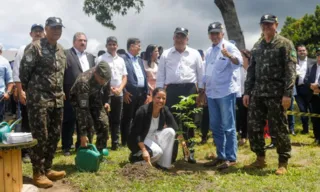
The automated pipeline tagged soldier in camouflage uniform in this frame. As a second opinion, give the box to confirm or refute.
[19,17,67,188]
[243,14,297,175]
[69,61,111,153]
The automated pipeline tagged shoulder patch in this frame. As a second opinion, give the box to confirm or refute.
[291,50,297,57]
[25,53,33,62]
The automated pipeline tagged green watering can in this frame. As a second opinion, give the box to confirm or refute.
[75,143,109,172]
[0,118,22,143]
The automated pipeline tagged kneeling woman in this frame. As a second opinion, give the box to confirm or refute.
[128,88,178,169]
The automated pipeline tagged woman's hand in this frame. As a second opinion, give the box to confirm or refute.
[142,150,152,166]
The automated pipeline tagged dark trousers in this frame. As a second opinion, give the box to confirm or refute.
[166,83,197,162]
[109,95,123,146]
[10,95,17,115]
[121,89,146,146]
[20,104,30,156]
[201,106,210,140]
[0,100,5,122]
[295,86,312,132]
[61,100,76,151]
[310,95,320,140]
[236,97,248,139]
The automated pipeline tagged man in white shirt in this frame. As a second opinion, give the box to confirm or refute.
[156,27,204,163]
[12,24,44,163]
[295,45,315,134]
[96,36,127,150]
[62,32,96,155]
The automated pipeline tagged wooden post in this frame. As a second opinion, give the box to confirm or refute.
[0,151,4,192]
[1,149,23,192]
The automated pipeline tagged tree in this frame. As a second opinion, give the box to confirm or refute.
[215,0,246,50]
[83,0,144,30]
[280,5,320,57]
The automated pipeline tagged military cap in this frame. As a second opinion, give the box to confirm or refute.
[208,22,224,33]
[31,24,44,32]
[106,36,118,44]
[45,17,64,27]
[260,14,278,24]
[96,61,111,81]
[174,27,189,36]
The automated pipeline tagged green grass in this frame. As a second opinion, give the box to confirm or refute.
[21,103,320,192]
[22,127,320,192]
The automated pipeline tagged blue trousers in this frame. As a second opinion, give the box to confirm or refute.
[207,93,237,161]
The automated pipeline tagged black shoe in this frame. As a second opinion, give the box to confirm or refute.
[301,130,309,134]
[199,139,207,145]
[265,143,276,149]
[111,144,119,151]
[188,150,197,164]
[290,130,296,136]
[63,150,71,156]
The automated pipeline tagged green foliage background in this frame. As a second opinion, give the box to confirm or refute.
[280,5,320,57]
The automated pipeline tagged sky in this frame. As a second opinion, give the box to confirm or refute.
[0,0,319,55]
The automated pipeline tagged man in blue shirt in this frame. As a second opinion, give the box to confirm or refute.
[201,22,243,170]
[0,45,14,121]
[121,38,148,146]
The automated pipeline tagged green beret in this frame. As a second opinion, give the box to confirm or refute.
[96,61,111,81]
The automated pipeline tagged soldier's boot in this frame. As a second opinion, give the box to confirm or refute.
[244,156,267,169]
[45,170,66,181]
[275,162,288,175]
[33,173,53,188]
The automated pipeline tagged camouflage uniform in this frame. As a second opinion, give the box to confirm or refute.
[69,67,111,152]
[19,38,66,174]
[245,34,297,163]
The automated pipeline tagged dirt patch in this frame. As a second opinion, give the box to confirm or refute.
[23,176,80,192]
[120,163,162,181]
[171,160,216,176]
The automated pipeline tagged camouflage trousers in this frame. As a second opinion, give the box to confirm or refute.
[27,105,63,174]
[75,107,109,152]
[248,96,291,163]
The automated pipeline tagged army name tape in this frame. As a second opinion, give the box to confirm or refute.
[287,111,320,118]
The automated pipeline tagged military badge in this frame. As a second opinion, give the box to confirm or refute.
[26,53,33,62]
[80,100,88,108]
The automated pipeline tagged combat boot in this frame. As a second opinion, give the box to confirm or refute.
[45,170,66,181]
[33,173,53,188]
[275,162,288,175]
[244,156,267,169]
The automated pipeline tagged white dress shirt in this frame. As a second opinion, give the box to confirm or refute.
[298,57,308,85]
[96,52,127,96]
[74,47,90,72]
[156,46,204,88]
[13,45,27,82]
[240,67,247,96]
[128,53,145,87]
[315,64,320,84]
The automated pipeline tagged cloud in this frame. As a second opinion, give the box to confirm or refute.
[0,0,319,55]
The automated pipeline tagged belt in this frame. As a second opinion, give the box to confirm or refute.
[167,83,195,88]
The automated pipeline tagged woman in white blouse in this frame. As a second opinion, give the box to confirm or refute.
[143,44,159,103]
